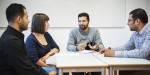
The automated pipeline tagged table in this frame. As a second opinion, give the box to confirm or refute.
[46,52,109,75]
[93,53,150,75]
[46,51,150,75]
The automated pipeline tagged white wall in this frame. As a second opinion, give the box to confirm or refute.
[0,0,126,27]
[0,0,150,51]
[147,0,150,22]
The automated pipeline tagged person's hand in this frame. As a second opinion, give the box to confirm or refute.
[100,48,115,57]
[100,48,107,54]
[77,43,87,51]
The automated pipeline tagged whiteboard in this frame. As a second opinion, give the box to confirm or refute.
[0,0,126,27]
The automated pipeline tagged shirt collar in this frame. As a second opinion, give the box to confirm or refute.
[7,26,24,40]
[136,23,149,35]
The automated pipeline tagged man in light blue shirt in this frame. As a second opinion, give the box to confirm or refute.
[101,8,150,59]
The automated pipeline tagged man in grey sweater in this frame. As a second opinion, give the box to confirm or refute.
[66,12,104,75]
[67,12,104,52]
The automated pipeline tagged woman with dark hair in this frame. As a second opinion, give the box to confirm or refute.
[26,13,59,75]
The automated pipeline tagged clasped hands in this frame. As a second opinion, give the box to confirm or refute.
[77,42,99,51]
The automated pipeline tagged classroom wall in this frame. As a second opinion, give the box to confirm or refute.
[0,0,149,51]
[0,0,126,27]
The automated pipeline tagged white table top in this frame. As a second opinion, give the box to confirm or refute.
[46,51,150,67]
[46,51,108,68]
[93,53,150,66]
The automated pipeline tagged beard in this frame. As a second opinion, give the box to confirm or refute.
[79,24,88,31]
[129,26,138,31]
[19,24,28,32]
[130,28,136,31]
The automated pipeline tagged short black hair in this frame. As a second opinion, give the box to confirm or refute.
[129,8,148,24]
[6,3,26,22]
[31,13,49,34]
[78,12,90,21]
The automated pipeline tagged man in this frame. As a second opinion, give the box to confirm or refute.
[67,12,104,52]
[101,8,150,75]
[101,8,150,59]
[0,3,48,75]
[66,12,104,75]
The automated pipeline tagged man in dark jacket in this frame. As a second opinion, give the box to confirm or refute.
[0,3,48,75]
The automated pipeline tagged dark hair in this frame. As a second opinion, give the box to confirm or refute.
[31,13,49,34]
[78,12,90,21]
[129,8,148,24]
[6,3,26,22]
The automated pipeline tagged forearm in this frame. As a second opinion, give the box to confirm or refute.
[115,48,150,58]
[52,48,60,53]
[36,59,48,67]
[43,52,52,60]
[44,49,57,58]
[112,43,135,51]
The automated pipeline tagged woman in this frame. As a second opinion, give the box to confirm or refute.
[26,13,59,75]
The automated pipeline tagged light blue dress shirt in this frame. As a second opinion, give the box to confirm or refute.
[113,24,150,59]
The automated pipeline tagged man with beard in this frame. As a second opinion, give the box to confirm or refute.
[100,8,150,75]
[0,3,48,75]
[67,12,104,52]
[66,12,104,75]
[101,8,150,59]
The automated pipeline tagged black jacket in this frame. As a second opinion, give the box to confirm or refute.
[0,26,48,75]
